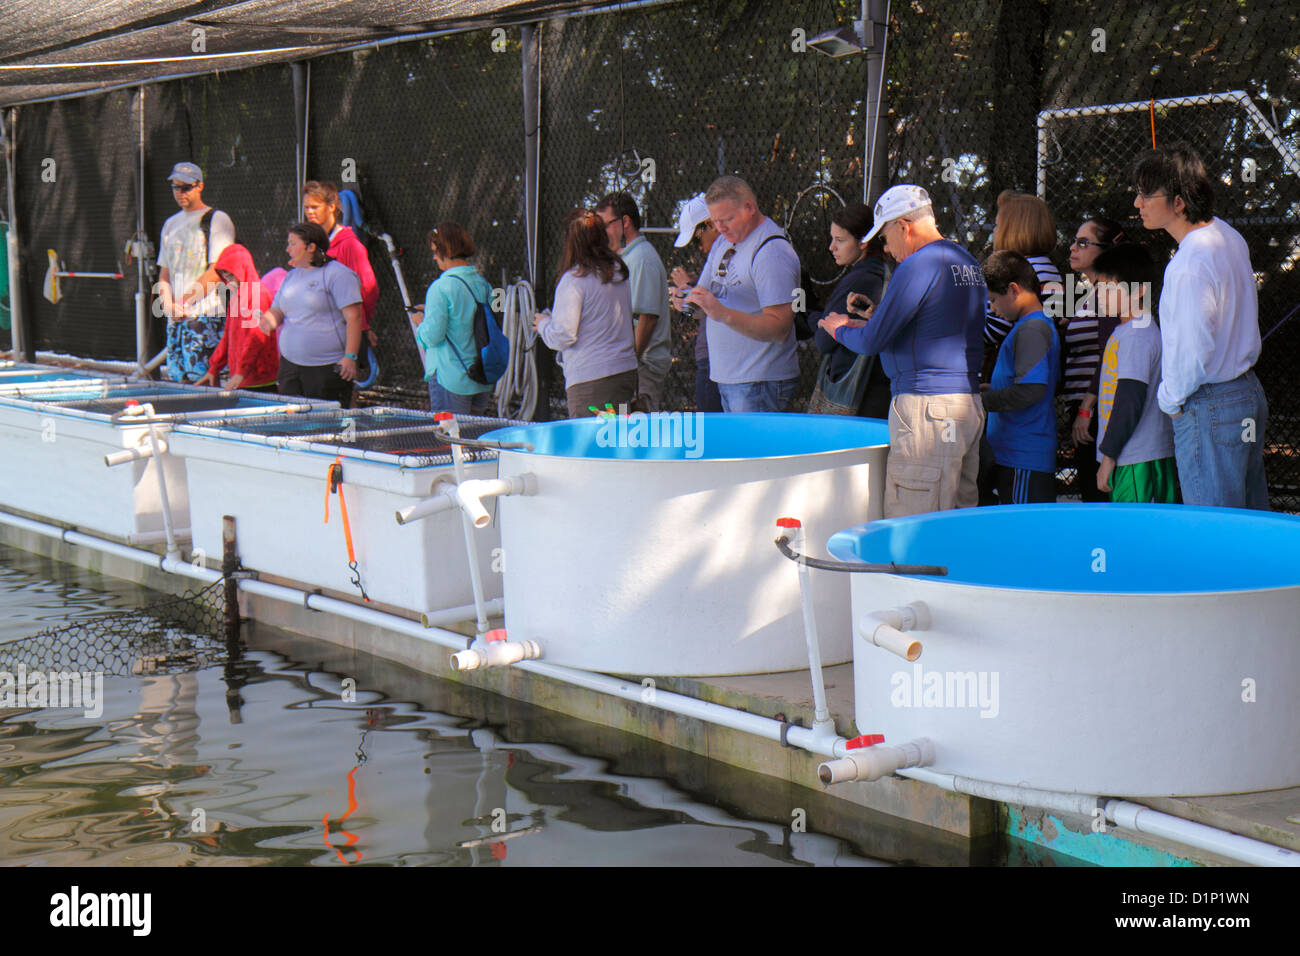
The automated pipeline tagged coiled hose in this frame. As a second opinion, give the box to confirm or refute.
[496,279,539,421]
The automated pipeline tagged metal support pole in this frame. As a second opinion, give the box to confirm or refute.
[521,24,541,288]
[135,86,149,374]
[3,107,27,360]
[292,62,308,207]
[863,0,890,206]
[222,514,241,641]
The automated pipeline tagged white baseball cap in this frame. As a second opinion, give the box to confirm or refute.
[863,184,932,243]
[674,193,711,247]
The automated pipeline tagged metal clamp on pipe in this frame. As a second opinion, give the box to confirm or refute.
[857,601,929,661]
[818,738,935,785]
[450,629,542,671]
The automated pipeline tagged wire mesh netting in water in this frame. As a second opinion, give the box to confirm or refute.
[0,579,232,678]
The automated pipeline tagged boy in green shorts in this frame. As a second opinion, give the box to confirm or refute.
[1094,244,1178,502]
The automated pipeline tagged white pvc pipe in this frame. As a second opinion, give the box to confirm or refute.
[126,528,191,546]
[784,521,833,733]
[104,435,166,466]
[443,416,491,636]
[450,639,542,671]
[859,603,928,661]
[421,598,503,628]
[455,474,537,529]
[2,505,1295,867]
[818,738,936,785]
[1106,800,1300,868]
[394,483,459,525]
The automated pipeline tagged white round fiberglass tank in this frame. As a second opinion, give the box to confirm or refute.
[483,413,888,676]
[828,504,1300,797]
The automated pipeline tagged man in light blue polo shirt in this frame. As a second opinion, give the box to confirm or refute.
[680,176,800,412]
[596,192,672,411]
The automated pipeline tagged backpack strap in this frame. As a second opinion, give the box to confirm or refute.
[440,274,482,371]
[750,231,793,272]
[200,209,216,267]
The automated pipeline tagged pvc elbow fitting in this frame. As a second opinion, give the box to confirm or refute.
[858,602,930,661]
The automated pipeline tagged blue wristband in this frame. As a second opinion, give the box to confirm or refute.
[344,352,358,361]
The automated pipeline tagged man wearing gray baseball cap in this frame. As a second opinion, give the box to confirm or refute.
[819,184,986,517]
[156,162,235,383]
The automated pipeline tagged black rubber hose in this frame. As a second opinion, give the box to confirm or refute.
[431,425,533,453]
[774,535,947,577]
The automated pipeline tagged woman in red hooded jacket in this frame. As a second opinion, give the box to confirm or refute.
[197,243,279,390]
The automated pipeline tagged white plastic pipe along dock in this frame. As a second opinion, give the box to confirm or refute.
[1,506,1298,868]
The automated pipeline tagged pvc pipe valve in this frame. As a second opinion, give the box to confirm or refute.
[450,639,542,672]
[818,738,935,786]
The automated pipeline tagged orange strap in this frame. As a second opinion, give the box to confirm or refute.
[324,457,358,566]
[1149,98,1157,148]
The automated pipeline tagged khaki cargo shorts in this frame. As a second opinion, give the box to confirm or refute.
[884,391,985,518]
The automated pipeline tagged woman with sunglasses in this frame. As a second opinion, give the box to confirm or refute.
[257,222,363,404]
[535,209,637,417]
[195,243,279,391]
[1064,216,1126,500]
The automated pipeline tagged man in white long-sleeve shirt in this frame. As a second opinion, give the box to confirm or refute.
[1132,144,1269,510]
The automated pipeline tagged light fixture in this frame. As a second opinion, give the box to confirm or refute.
[808,22,866,58]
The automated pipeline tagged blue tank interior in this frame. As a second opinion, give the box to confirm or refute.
[0,369,104,385]
[483,413,890,461]
[828,503,1300,593]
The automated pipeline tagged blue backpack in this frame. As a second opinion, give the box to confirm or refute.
[448,274,510,386]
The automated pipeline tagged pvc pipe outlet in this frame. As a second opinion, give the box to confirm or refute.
[858,602,930,661]
[818,738,936,785]
[395,482,460,525]
[105,435,166,467]
[450,639,542,672]
[455,474,538,529]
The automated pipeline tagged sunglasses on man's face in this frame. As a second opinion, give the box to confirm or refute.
[170,182,198,193]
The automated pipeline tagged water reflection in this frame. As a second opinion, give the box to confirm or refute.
[0,544,893,866]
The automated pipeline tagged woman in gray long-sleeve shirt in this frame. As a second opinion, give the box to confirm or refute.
[535,209,638,417]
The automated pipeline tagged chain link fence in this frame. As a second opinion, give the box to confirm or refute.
[4,0,1299,502]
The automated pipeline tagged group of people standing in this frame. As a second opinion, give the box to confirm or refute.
[157,163,379,406]
[163,141,1270,514]
[815,143,1268,514]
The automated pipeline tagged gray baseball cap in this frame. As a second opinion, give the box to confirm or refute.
[167,162,203,185]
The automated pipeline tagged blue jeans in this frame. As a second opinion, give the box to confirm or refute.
[695,357,723,412]
[428,376,494,416]
[1171,370,1269,510]
[717,377,798,413]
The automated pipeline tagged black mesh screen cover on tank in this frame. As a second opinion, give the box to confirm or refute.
[192,409,523,463]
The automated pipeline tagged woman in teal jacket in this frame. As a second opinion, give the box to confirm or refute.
[416,221,495,415]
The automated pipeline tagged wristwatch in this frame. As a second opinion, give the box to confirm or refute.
[344,352,359,361]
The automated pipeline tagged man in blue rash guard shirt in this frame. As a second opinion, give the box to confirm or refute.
[819,185,986,518]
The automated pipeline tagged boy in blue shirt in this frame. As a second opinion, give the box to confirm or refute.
[982,250,1061,504]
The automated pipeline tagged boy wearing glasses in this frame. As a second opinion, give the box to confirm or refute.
[1132,143,1268,509]
[157,162,235,383]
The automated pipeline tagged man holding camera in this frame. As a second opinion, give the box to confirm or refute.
[679,176,801,413]
[818,185,986,517]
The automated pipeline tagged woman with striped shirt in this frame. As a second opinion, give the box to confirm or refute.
[1063,217,1126,500]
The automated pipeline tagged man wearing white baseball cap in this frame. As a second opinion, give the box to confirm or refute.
[819,184,986,517]
[670,193,722,411]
